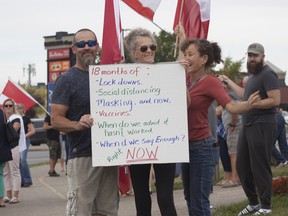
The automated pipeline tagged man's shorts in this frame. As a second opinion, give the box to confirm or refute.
[47,139,61,160]
[66,157,119,216]
[227,124,242,154]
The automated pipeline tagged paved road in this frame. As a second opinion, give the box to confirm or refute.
[1,161,246,216]
[18,131,288,215]
[28,144,49,164]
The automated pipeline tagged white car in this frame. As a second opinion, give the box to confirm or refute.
[281,111,288,125]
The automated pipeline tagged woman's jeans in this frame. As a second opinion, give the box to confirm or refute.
[182,136,218,216]
[20,139,32,185]
[272,117,288,163]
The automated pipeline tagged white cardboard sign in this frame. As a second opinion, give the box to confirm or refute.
[89,63,189,167]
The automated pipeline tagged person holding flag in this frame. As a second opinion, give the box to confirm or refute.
[124,28,177,216]
[51,28,119,216]
[177,32,261,215]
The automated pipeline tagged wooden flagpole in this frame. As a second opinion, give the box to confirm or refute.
[174,0,185,58]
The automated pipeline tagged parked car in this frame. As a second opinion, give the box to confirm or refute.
[30,118,47,146]
[282,111,288,125]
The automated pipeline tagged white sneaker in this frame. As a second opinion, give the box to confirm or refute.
[253,208,272,215]
[276,162,285,168]
[238,204,260,216]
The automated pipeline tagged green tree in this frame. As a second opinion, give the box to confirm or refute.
[96,48,101,65]
[218,56,245,84]
[20,83,47,118]
[154,30,177,62]
[123,44,133,63]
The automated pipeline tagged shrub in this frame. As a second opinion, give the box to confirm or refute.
[272,176,288,196]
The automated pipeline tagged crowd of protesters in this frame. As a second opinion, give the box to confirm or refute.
[1,25,287,216]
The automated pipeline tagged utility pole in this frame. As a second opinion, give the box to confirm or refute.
[23,64,36,87]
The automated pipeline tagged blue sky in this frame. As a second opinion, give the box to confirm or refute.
[0,0,287,90]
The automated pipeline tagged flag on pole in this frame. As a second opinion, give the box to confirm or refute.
[122,0,161,21]
[0,79,38,111]
[100,0,124,64]
[173,0,210,39]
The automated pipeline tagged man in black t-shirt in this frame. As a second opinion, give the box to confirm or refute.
[219,43,280,215]
[43,114,61,177]
[50,29,119,216]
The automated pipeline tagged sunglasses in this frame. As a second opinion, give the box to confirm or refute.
[139,44,157,53]
[4,104,14,108]
[74,40,98,48]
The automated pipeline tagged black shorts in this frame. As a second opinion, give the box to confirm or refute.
[47,139,61,160]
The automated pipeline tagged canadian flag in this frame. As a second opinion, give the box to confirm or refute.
[173,0,210,39]
[0,79,38,111]
[122,0,161,21]
[100,0,124,64]
[101,1,129,191]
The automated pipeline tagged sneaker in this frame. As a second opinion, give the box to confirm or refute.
[222,180,240,188]
[238,204,260,216]
[284,161,288,166]
[48,170,60,177]
[21,183,33,187]
[276,162,285,168]
[253,208,272,215]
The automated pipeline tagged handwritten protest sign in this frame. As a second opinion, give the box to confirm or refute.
[89,63,189,167]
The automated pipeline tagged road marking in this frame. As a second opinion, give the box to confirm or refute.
[39,175,66,200]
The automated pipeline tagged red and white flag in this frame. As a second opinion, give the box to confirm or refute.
[101,0,124,64]
[173,0,210,39]
[0,79,37,111]
[122,0,161,21]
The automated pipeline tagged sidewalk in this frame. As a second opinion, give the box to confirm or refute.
[29,144,49,151]
[0,162,246,216]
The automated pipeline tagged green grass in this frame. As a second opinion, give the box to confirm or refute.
[212,195,288,216]
[154,164,288,215]
[29,161,49,168]
[212,165,288,215]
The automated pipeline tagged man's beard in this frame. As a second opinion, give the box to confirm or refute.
[246,59,264,75]
[79,53,95,68]
[84,57,95,68]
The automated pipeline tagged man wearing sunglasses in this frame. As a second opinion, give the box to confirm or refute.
[51,29,119,216]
